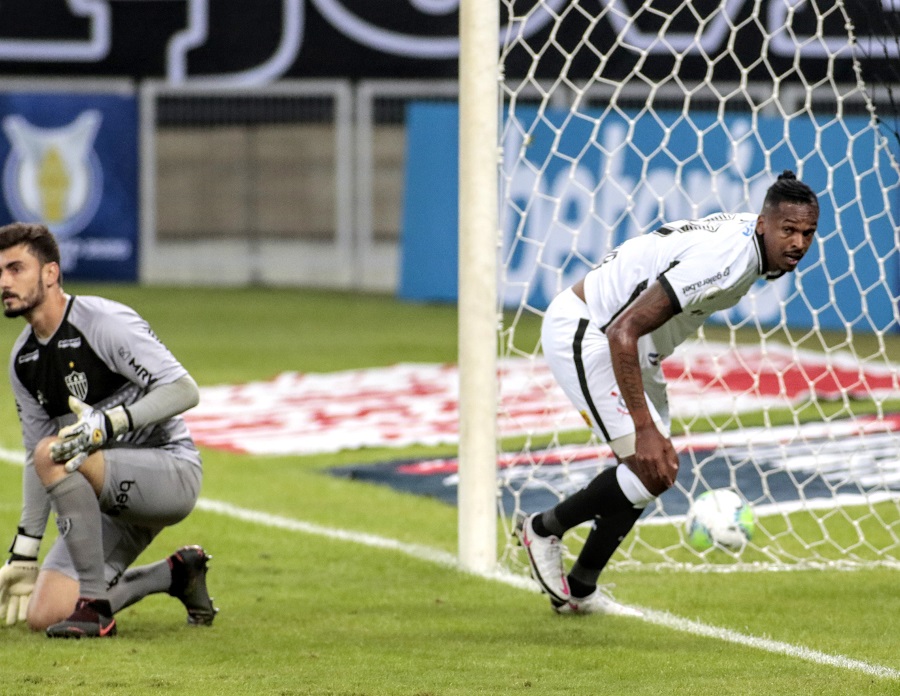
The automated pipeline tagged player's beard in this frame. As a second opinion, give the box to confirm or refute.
[2,279,46,318]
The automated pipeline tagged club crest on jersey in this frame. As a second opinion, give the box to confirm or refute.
[56,516,72,539]
[64,370,89,401]
[1,110,104,238]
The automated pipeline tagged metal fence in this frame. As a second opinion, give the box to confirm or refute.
[139,79,458,290]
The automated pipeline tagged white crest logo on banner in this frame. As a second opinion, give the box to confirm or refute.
[1,110,104,238]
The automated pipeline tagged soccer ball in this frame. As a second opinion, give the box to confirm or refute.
[685,489,754,551]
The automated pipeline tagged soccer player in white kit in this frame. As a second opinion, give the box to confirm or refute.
[0,223,217,637]
[519,171,819,615]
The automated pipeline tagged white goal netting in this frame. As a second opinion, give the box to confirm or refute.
[495,0,900,571]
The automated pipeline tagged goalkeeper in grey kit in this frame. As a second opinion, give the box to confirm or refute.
[0,222,217,638]
[519,171,819,615]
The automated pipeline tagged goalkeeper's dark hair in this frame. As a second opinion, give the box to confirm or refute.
[763,170,818,212]
[0,222,61,268]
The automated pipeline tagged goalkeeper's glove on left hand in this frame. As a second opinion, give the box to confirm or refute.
[50,396,131,466]
[0,532,41,626]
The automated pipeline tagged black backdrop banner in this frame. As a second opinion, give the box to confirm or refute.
[0,1,895,85]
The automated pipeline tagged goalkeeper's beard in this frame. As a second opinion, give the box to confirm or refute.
[2,282,46,319]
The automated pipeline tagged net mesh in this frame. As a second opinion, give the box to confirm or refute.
[495,0,900,572]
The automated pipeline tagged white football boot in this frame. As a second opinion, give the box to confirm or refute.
[552,585,643,618]
[519,513,570,603]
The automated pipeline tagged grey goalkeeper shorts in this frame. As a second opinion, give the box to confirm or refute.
[42,447,203,588]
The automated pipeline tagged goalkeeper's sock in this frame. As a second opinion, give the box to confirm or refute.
[47,474,107,599]
[108,559,172,614]
[108,547,217,626]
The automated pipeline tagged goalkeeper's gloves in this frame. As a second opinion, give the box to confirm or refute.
[50,396,131,469]
[0,531,41,626]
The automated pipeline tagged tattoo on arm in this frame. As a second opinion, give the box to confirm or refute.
[605,282,676,429]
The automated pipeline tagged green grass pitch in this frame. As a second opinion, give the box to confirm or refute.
[0,285,897,695]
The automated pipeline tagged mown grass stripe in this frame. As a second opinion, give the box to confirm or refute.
[2,448,896,680]
[198,497,898,681]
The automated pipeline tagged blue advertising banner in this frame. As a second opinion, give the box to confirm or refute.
[400,102,900,332]
[398,103,460,302]
[0,91,139,281]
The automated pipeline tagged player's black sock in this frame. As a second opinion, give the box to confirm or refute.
[47,474,107,599]
[531,512,553,537]
[552,465,635,531]
[567,576,596,600]
[568,506,644,587]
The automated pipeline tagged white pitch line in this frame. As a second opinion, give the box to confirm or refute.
[0,449,896,680]
[196,498,460,568]
[637,609,900,680]
[197,497,899,681]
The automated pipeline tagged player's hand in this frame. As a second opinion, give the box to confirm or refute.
[0,534,41,626]
[0,560,38,625]
[50,397,130,465]
[630,424,679,495]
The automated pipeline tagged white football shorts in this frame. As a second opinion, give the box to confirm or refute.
[541,287,670,458]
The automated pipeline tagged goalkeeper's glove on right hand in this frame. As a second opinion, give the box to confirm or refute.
[0,532,40,626]
[50,396,131,468]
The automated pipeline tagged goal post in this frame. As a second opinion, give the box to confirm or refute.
[457,0,499,573]
[457,0,900,573]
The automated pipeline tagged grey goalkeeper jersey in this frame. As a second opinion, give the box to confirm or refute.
[9,295,201,538]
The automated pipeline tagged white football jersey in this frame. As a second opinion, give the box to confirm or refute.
[582,212,779,358]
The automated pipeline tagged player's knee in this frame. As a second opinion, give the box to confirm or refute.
[26,613,48,632]
[32,438,60,484]
[628,459,678,498]
[26,600,68,632]
[616,464,657,507]
[27,570,80,631]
